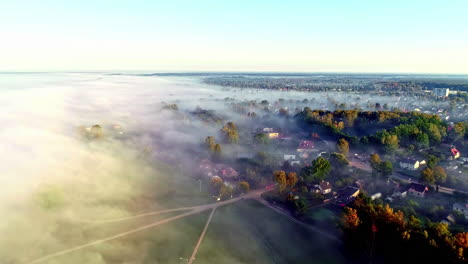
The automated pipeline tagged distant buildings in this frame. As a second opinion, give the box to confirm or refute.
[297,140,314,152]
[433,88,449,97]
[453,202,468,219]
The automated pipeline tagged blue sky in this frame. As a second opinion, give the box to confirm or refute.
[0,0,467,73]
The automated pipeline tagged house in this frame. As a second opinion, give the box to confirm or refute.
[407,183,429,198]
[198,159,239,179]
[336,186,360,205]
[283,154,296,161]
[318,181,332,194]
[453,202,468,219]
[297,140,314,152]
[371,193,382,200]
[261,128,280,139]
[450,147,461,160]
[399,158,420,170]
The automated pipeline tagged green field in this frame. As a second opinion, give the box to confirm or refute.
[194,200,346,264]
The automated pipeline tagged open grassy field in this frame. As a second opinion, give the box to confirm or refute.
[195,200,346,264]
[37,199,347,264]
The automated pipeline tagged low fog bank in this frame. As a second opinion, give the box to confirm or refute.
[0,74,211,263]
[0,73,457,263]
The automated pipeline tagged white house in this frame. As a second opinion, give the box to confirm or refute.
[399,158,420,171]
[283,154,296,160]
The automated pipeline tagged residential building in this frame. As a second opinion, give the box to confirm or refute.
[453,202,468,219]
[297,140,314,152]
[399,158,420,170]
[408,183,429,198]
[318,181,332,194]
[283,154,296,160]
[450,147,460,160]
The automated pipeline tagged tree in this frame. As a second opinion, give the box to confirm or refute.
[219,183,233,200]
[427,155,439,169]
[294,199,307,215]
[302,157,331,183]
[286,172,298,188]
[433,166,447,184]
[427,124,442,142]
[380,161,393,178]
[273,171,287,192]
[343,207,360,229]
[238,181,250,193]
[254,133,269,145]
[205,136,216,151]
[421,168,435,185]
[329,153,349,169]
[90,124,103,138]
[213,144,222,161]
[221,122,239,144]
[453,122,465,139]
[370,154,381,171]
[337,138,350,156]
[381,134,399,153]
[210,176,223,186]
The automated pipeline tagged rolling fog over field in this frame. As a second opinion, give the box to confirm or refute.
[0,73,465,263]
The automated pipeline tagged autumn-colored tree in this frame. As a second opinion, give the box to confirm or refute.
[219,183,233,200]
[453,122,466,139]
[90,124,103,138]
[221,122,239,144]
[370,154,381,172]
[273,170,287,192]
[343,207,360,229]
[421,167,435,185]
[337,138,350,156]
[454,233,468,260]
[210,176,223,186]
[205,136,216,151]
[238,181,250,193]
[213,144,222,161]
[427,124,442,142]
[433,166,447,184]
[286,172,298,188]
[381,134,399,152]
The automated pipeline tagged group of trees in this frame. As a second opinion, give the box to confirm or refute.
[369,154,393,178]
[209,176,250,199]
[299,157,331,183]
[253,133,269,145]
[421,166,447,185]
[221,122,239,144]
[273,171,298,192]
[205,136,222,160]
[342,195,467,263]
[296,108,449,153]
